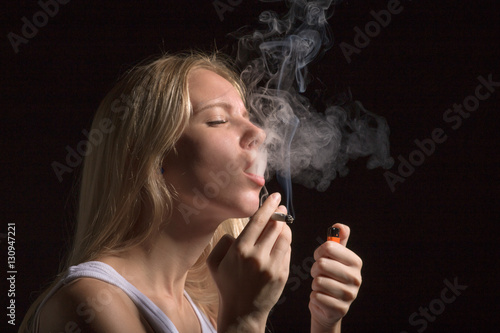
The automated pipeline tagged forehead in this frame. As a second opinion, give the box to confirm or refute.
[188,68,243,110]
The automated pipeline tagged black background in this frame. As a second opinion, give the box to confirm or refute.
[1,0,499,332]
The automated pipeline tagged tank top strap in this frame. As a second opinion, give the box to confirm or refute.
[62,261,178,332]
[34,261,216,332]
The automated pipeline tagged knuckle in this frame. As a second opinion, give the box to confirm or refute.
[262,267,273,280]
[316,257,329,272]
[324,241,336,254]
[309,290,320,302]
[311,276,321,291]
[277,270,288,284]
[250,214,267,227]
[310,262,319,278]
[313,247,321,260]
[339,303,350,317]
[354,255,363,269]
[246,255,264,271]
[234,243,248,258]
[352,273,362,287]
[342,288,356,301]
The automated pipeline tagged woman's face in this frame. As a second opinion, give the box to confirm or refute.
[163,68,267,225]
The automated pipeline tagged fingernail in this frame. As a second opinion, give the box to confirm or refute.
[271,192,281,202]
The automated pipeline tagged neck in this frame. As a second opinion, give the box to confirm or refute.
[99,212,219,303]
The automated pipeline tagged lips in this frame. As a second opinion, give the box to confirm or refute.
[244,172,266,186]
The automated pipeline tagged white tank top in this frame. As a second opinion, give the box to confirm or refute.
[33,261,217,332]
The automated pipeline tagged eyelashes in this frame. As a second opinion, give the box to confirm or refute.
[206,120,228,127]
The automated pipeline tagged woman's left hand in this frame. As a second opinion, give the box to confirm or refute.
[309,223,362,333]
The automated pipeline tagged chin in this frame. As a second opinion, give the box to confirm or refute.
[230,192,261,218]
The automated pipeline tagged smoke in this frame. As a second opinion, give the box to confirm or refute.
[233,0,394,196]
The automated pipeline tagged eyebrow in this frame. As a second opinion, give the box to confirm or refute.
[194,101,249,119]
[194,102,231,114]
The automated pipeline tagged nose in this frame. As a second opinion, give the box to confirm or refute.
[241,119,266,150]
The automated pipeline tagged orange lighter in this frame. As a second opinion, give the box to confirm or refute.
[327,227,340,243]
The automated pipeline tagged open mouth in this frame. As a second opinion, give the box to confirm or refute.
[244,172,266,186]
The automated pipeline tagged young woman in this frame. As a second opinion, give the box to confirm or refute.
[20,52,362,333]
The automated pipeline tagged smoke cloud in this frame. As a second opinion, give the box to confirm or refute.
[233,0,394,195]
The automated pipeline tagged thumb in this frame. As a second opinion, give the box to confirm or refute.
[332,223,350,247]
[207,234,235,273]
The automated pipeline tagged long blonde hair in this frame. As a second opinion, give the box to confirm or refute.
[20,52,249,331]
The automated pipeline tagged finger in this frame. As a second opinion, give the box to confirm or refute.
[313,242,363,268]
[255,205,287,247]
[270,220,292,259]
[270,205,288,222]
[207,234,235,274]
[311,275,359,302]
[237,192,281,246]
[310,259,362,287]
[332,223,350,247]
[268,228,292,285]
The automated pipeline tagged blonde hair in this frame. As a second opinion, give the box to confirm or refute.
[20,52,248,331]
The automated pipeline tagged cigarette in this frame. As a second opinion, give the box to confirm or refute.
[327,227,340,243]
[271,212,294,224]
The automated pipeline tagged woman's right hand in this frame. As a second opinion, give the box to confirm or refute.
[207,192,292,332]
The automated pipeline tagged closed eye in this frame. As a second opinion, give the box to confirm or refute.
[207,120,228,127]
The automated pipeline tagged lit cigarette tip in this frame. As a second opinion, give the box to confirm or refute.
[272,212,294,224]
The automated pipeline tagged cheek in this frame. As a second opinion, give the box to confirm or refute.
[195,136,237,176]
[170,134,239,190]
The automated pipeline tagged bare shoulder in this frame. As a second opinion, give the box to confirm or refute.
[38,277,150,333]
